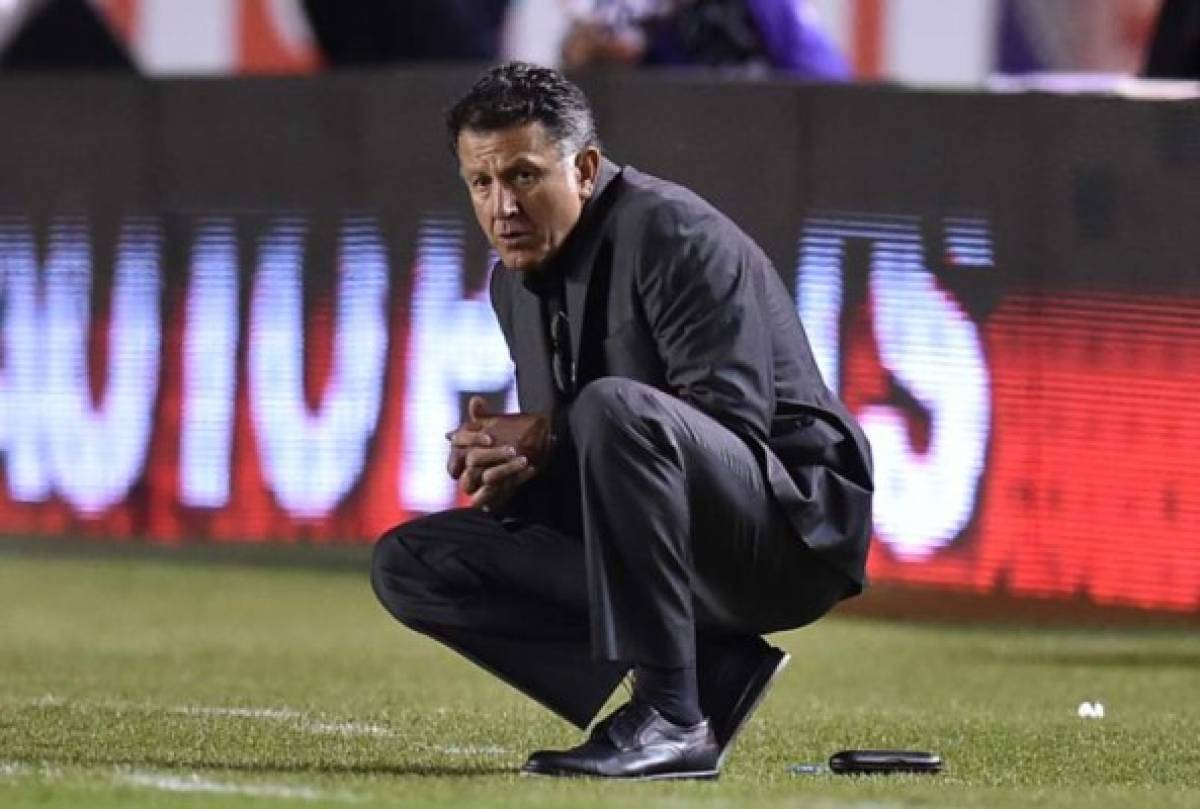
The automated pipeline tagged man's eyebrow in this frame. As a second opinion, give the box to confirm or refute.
[486,155,529,169]
[500,156,547,175]
[460,152,547,181]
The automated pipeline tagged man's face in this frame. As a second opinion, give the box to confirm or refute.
[457,121,599,272]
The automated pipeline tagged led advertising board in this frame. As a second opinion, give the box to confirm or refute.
[1,75,1197,612]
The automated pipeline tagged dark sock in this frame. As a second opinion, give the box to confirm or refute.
[633,662,703,726]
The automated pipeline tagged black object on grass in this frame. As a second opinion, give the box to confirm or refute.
[828,749,943,775]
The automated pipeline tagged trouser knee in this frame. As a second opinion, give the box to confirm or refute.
[569,377,667,456]
[370,522,428,627]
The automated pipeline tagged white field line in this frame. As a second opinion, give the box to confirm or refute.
[4,762,359,803]
[23,696,509,752]
[171,706,396,738]
[115,770,341,802]
[24,695,397,739]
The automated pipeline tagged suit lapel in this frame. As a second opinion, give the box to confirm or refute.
[562,160,622,380]
[564,270,589,374]
[510,280,556,415]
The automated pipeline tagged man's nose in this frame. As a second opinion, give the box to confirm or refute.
[493,184,518,218]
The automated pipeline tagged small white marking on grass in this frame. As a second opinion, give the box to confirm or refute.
[0,761,60,779]
[434,744,508,756]
[174,705,302,721]
[305,720,395,737]
[31,694,65,708]
[117,770,334,801]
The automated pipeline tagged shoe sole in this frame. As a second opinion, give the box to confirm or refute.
[520,768,720,781]
[716,649,790,769]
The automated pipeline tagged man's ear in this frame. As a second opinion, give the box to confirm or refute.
[575,146,602,198]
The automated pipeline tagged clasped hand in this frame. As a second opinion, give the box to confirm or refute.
[446,396,539,508]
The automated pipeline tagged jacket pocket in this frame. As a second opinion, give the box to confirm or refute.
[768,416,845,467]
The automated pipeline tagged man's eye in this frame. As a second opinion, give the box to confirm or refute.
[471,177,491,191]
[515,171,536,186]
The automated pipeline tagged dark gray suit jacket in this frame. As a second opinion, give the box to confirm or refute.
[490,159,874,586]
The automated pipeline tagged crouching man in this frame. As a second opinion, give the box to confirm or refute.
[372,62,873,780]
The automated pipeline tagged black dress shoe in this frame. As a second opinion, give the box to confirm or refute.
[698,637,790,767]
[521,700,720,780]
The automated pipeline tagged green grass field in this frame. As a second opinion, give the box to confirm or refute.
[1,547,1198,808]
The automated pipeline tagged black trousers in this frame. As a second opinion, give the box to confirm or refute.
[371,378,854,728]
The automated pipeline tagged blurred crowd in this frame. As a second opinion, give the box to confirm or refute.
[0,0,851,78]
[304,0,850,79]
[0,0,1197,82]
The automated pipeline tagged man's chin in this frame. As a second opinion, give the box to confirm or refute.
[500,251,548,272]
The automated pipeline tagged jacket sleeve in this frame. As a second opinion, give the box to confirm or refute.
[636,207,775,443]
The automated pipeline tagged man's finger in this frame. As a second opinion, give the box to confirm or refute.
[449,429,492,449]
[459,447,518,494]
[459,464,481,496]
[447,448,467,479]
[480,455,529,487]
[512,465,538,487]
[447,428,493,477]
[465,446,517,470]
[471,465,538,508]
[467,395,490,423]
